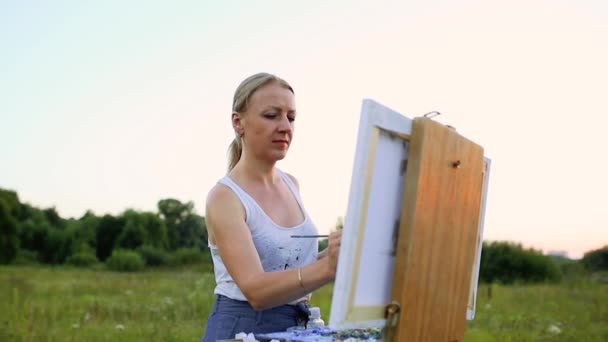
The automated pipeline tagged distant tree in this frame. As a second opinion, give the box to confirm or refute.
[19,203,43,222]
[43,207,64,228]
[18,218,50,254]
[116,210,148,250]
[40,226,71,264]
[582,246,608,272]
[95,214,125,261]
[114,210,170,250]
[7,201,71,264]
[158,198,189,250]
[140,212,168,249]
[0,199,19,263]
[116,220,146,250]
[75,211,100,248]
[0,188,21,219]
[61,219,93,259]
[158,198,206,250]
[17,204,50,257]
[178,214,206,250]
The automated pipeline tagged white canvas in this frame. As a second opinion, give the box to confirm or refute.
[329,99,413,329]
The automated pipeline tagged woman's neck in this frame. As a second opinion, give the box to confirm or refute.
[230,156,279,187]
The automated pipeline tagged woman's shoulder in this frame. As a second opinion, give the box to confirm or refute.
[206,182,241,213]
[205,182,247,242]
[280,170,300,190]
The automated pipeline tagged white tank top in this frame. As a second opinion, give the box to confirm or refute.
[209,169,319,303]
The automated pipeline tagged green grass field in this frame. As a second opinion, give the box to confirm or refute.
[1,266,606,341]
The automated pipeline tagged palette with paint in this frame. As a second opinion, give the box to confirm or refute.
[256,327,381,342]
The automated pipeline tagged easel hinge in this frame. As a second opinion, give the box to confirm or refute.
[382,301,401,342]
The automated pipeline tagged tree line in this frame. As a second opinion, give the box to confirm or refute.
[479,242,607,284]
[1,187,607,280]
[0,187,209,270]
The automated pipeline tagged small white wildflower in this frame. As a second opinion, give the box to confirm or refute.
[84,312,90,321]
[72,323,80,329]
[164,297,174,306]
[547,324,561,334]
[484,303,492,309]
[115,324,125,331]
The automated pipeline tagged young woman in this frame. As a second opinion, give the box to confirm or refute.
[202,73,342,341]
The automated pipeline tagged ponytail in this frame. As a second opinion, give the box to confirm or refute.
[228,136,242,171]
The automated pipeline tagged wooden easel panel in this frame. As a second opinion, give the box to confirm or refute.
[392,118,484,341]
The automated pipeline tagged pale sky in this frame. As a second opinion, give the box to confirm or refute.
[1,0,607,259]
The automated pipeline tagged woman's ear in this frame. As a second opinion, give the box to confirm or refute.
[232,112,244,137]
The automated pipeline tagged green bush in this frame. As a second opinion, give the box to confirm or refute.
[106,249,144,272]
[138,245,169,266]
[12,249,39,265]
[556,258,586,278]
[169,247,207,266]
[480,241,562,284]
[66,252,99,267]
[582,246,608,272]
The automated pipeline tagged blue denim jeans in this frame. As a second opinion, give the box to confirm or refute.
[202,295,304,342]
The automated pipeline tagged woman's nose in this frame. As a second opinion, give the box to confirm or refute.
[278,116,293,132]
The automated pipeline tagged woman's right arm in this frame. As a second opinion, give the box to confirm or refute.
[206,184,341,310]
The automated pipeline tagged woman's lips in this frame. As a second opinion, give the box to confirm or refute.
[272,140,289,146]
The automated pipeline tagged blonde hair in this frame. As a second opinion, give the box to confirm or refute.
[228,73,294,171]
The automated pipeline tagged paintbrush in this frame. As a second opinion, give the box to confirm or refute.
[290,234,329,238]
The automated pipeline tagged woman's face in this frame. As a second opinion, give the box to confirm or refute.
[235,82,296,162]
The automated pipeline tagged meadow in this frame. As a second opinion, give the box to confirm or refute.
[1,265,606,341]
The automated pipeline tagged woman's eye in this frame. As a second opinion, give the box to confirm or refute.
[288,117,296,122]
[264,113,277,119]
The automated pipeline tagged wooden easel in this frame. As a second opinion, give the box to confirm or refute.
[385,118,486,341]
